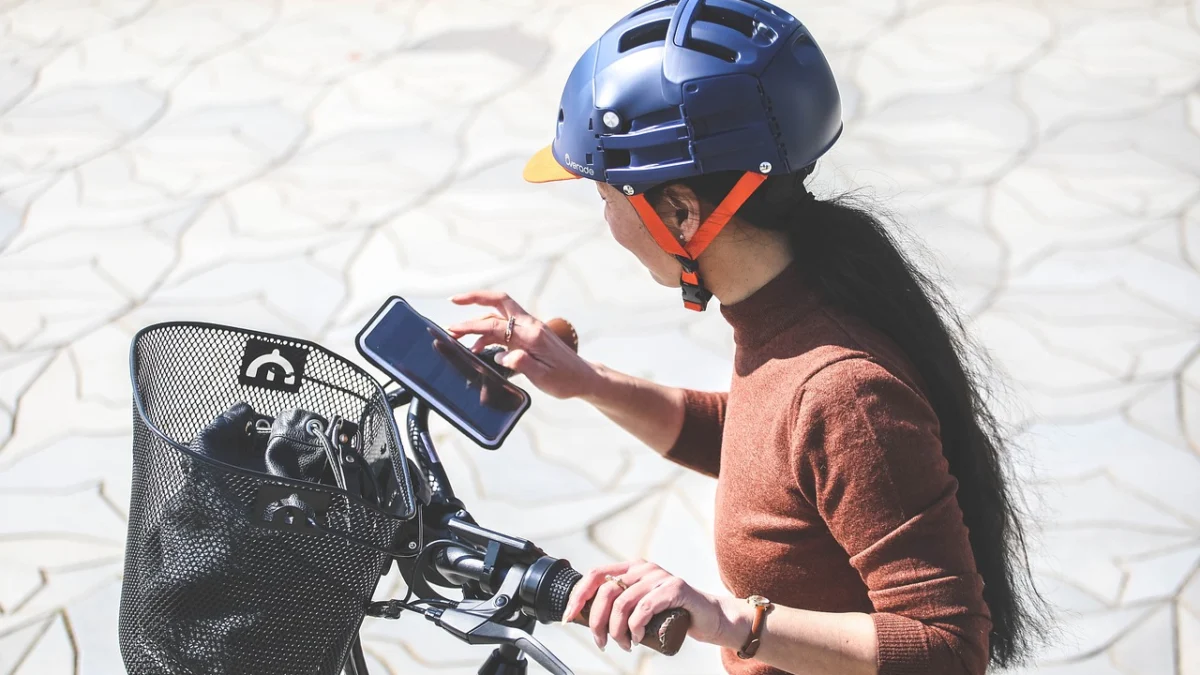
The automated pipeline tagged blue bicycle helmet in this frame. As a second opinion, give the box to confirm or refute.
[524,0,842,311]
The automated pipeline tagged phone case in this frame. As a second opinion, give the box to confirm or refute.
[355,296,531,450]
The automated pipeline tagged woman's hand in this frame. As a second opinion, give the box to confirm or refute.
[446,291,598,400]
[563,559,737,652]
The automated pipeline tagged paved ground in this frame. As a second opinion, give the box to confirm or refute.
[1,0,1199,673]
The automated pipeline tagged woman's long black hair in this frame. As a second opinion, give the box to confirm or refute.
[647,167,1048,667]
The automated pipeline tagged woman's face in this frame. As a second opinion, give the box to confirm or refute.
[596,182,680,287]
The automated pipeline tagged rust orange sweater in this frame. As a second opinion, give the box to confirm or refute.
[666,263,991,675]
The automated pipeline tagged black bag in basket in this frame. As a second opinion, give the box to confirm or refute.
[120,322,417,675]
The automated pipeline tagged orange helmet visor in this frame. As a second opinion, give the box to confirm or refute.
[522,144,581,184]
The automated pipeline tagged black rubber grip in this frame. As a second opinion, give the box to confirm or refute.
[544,565,583,623]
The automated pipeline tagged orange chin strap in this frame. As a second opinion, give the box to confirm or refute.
[628,171,768,311]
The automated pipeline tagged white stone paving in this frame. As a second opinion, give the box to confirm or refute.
[1,0,1198,673]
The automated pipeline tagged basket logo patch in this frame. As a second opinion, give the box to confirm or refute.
[239,338,307,393]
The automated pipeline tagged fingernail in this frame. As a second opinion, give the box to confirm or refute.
[594,635,604,651]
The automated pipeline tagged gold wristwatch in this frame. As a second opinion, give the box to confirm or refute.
[736,595,774,659]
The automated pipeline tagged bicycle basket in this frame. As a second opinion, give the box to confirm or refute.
[120,322,417,675]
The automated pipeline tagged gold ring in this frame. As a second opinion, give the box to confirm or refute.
[605,574,629,591]
[504,316,516,344]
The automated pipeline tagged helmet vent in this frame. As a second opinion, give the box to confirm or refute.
[689,39,738,63]
[619,19,671,52]
[604,149,631,169]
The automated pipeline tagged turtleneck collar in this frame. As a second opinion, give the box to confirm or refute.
[719,262,822,350]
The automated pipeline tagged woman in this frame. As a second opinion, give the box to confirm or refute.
[447,2,1044,674]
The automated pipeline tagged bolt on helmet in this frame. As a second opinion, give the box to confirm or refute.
[524,0,842,311]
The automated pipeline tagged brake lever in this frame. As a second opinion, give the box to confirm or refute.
[431,608,572,675]
[425,566,574,675]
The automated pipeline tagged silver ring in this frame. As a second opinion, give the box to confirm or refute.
[504,316,516,344]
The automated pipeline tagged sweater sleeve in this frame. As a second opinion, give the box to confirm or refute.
[794,358,991,675]
[662,389,727,478]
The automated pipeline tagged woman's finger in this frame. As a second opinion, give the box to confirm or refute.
[472,317,543,354]
[588,576,629,650]
[609,571,671,650]
[451,316,546,354]
[468,334,505,354]
[563,561,638,624]
[449,290,528,317]
[627,577,688,646]
[587,562,658,650]
[498,349,549,380]
[445,315,505,340]
[446,312,502,333]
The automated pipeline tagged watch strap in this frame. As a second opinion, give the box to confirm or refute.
[736,597,773,659]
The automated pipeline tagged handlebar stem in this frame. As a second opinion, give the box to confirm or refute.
[405,398,456,503]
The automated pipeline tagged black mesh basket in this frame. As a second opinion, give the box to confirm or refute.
[120,322,417,675]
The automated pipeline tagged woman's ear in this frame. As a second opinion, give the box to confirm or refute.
[656,184,703,246]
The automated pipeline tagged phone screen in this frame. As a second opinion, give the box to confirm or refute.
[357,297,530,449]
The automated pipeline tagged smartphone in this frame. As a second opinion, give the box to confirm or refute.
[356,297,530,449]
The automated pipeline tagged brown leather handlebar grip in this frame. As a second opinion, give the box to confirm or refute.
[545,317,579,353]
[571,601,691,656]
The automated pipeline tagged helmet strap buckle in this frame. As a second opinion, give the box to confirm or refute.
[675,255,712,311]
